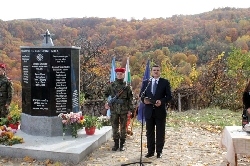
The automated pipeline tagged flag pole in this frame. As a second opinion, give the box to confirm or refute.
[106,57,116,117]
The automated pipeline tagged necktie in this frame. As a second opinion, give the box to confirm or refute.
[153,80,157,95]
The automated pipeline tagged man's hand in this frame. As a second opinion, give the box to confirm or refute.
[154,100,161,107]
[247,108,250,114]
[144,98,151,105]
[105,103,110,109]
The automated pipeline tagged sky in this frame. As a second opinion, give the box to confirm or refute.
[1,0,250,21]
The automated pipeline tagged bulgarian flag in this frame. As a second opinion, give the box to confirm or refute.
[124,57,131,85]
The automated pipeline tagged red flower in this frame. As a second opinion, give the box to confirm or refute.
[80,116,84,120]
[8,116,12,121]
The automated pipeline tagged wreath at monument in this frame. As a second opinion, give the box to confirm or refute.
[0,105,21,130]
[0,125,24,146]
[0,104,23,146]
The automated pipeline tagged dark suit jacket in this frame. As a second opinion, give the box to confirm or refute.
[140,78,172,119]
[243,92,250,109]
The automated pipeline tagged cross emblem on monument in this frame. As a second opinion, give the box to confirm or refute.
[41,29,54,46]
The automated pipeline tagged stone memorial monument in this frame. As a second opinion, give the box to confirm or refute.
[20,30,81,136]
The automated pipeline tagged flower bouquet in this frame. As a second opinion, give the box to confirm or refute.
[0,114,21,130]
[7,103,22,129]
[83,115,103,129]
[58,112,84,138]
[98,115,111,126]
[0,125,23,146]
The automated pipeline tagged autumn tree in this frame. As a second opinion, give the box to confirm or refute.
[73,34,110,101]
[234,35,250,53]
[160,59,184,90]
[226,48,250,109]
[162,47,170,56]
[187,54,198,65]
[197,52,240,110]
[171,53,187,66]
[178,62,192,76]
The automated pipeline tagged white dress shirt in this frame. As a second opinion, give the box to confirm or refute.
[151,78,159,94]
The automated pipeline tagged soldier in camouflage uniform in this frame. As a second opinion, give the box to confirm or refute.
[0,63,13,118]
[104,68,133,151]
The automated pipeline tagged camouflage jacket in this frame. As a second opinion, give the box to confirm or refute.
[104,79,133,114]
[0,75,13,105]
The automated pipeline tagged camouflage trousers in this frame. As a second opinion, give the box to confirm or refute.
[0,105,9,118]
[110,113,128,139]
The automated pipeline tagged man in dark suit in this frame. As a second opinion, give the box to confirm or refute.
[140,65,172,158]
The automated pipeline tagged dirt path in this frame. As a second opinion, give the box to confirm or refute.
[1,126,250,166]
[81,126,226,166]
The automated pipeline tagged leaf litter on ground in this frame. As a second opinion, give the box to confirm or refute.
[0,108,249,166]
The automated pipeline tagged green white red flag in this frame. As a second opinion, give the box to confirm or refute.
[124,57,131,85]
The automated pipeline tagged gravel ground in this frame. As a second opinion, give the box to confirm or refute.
[1,126,250,166]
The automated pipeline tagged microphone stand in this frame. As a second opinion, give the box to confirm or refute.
[121,79,152,166]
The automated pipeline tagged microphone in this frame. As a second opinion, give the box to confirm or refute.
[141,77,153,98]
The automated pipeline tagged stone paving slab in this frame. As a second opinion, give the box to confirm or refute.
[0,126,112,164]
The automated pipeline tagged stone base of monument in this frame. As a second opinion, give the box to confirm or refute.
[20,113,75,136]
[0,126,112,164]
[20,113,67,137]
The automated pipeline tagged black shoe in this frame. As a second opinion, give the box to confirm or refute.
[112,139,119,151]
[112,146,119,151]
[145,153,154,158]
[120,139,125,151]
[157,153,162,158]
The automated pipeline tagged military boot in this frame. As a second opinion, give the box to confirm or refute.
[112,139,119,151]
[120,139,125,151]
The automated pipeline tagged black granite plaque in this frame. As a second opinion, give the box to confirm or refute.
[21,49,31,115]
[71,49,80,113]
[30,48,50,116]
[50,48,71,116]
[21,47,80,116]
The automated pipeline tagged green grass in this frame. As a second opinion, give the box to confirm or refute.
[167,108,242,132]
[129,108,242,133]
